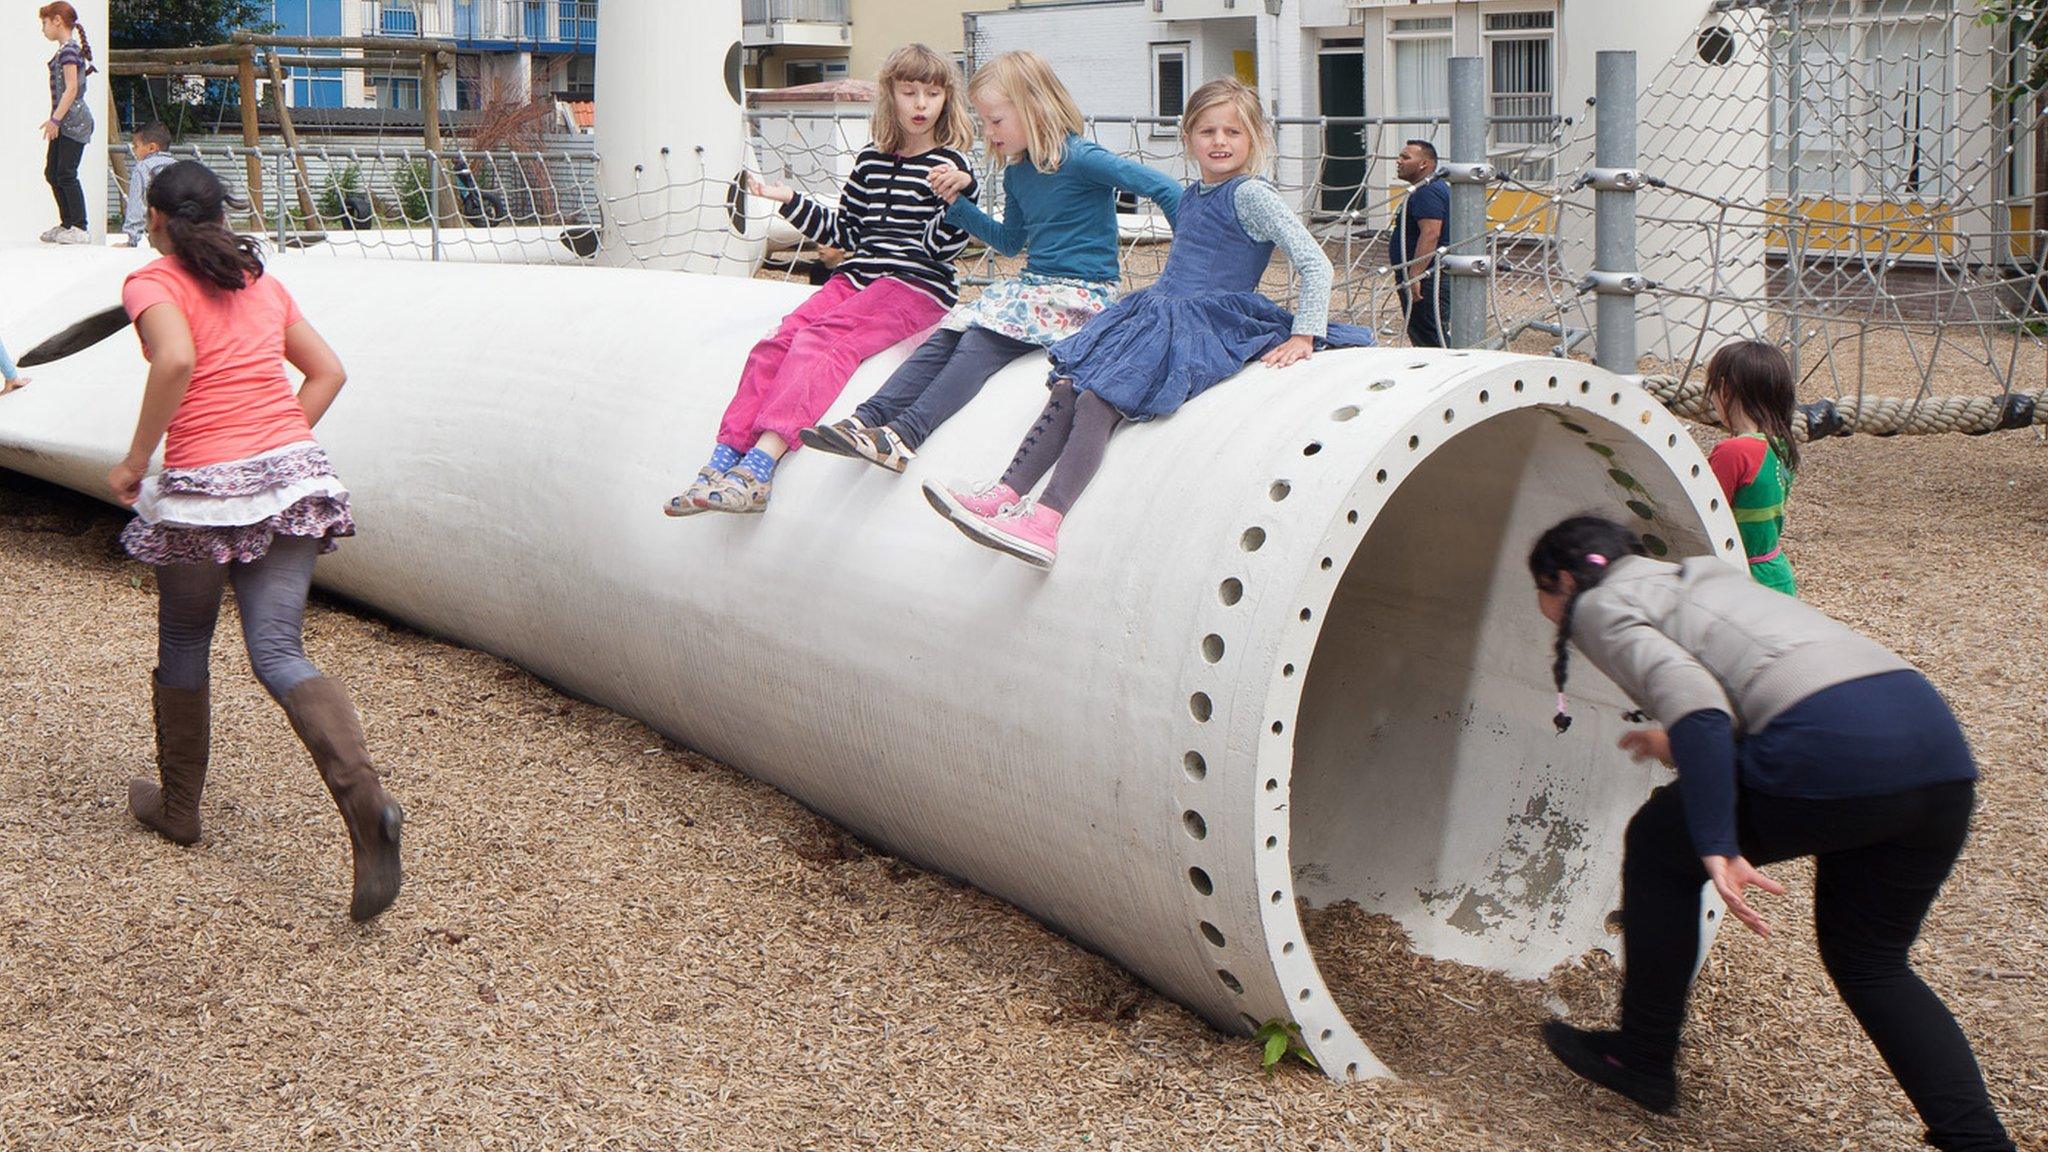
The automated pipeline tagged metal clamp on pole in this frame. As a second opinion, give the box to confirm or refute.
[1580,166,1647,191]
[1439,254,1493,278]
[1576,269,1655,296]
[1438,160,1498,185]
[1572,268,1654,295]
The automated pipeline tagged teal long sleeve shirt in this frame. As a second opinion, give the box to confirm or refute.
[943,135,1181,283]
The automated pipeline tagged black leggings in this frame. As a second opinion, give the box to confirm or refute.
[1620,779,2011,1151]
[854,325,1036,451]
[997,381,1121,514]
[46,135,87,230]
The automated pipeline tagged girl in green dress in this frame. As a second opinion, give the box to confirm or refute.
[1704,341,1800,596]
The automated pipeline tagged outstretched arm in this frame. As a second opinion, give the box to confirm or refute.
[1066,141,1184,227]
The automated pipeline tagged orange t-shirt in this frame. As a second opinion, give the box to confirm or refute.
[122,257,315,469]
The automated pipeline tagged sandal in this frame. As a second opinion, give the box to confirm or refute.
[703,468,771,514]
[662,467,723,517]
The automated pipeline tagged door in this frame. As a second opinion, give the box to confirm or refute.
[1319,46,1366,214]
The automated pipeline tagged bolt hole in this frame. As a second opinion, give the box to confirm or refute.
[1201,634,1226,663]
[1319,556,1333,570]
[1478,389,1490,403]
[1282,663,1296,677]
[1219,578,1244,606]
[1610,391,1622,405]
[1183,810,1208,840]
[1217,969,1244,993]
[1345,1061,1359,1078]
[1513,379,1526,392]
[1264,778,1279,792]
[1298,608,1313,622]
[1188,867,1214,896]
[1709,498,1721,512]
[1346,509,1359,524]
[1265,836,1278,849]
[1189,693,1212,722]
[1442,408,1455,423]
[1200,921,1227,948]
[1320,1028,1333,1041]
[1183,751,1207,780]
[1375,469,1388,483]
[1548,376,1559,389]
[1579,380,1592,393]
[1297,988,1312,1002]
[1668,434,1679,448]
[1690,464,1701,477]
[1407,435,1420,450]
[1302,441,1323,457]
[1270,890,1284,904]
[1284,941,1296,955]
[1332,404,1361,421]
[1269,480,1291,502]
[1270,720,1285,735]
[1241,527,1266,552]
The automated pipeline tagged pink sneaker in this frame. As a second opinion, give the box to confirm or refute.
[922,478,1021,524]
[959,499,1062,569]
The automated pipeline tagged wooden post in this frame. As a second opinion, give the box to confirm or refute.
[236,46,265,231]
[420,48,460,225]
[264,51,320,227]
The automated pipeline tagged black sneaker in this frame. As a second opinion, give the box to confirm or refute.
[1542,1019,1677,1114]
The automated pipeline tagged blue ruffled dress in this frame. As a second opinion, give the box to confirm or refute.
[1047,175,1374,421]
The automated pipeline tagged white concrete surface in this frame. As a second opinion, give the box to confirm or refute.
[0,244,1738,1080]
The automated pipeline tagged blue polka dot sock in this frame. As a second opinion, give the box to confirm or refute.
[707,443,742,474]
[735,447,779,483]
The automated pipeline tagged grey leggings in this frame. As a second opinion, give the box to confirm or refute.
[1000,381,1123,514]
[155,535,323,701]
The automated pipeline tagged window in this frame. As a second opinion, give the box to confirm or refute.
[1152,43,1189,137]
[1485,11,1556,181]
[1389,17,1452,156]
[783,58,848,86]
[370,73,423,110]
[378,0,421,37]
[1769,0,1952,201]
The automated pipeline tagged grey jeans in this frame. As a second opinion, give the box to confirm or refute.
[155,535,323,701]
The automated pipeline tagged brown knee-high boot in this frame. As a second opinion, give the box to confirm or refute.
[280,676,403,922]
[129,671,210,845]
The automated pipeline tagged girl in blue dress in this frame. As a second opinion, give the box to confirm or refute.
[923,77,1373,569]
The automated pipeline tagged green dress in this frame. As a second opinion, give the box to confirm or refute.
[1719,432,1797,596]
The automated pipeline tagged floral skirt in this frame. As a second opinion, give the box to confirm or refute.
[121,440,356,567]
[940,272,1118,346]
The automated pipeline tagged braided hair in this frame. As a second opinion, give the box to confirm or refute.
[1527,515,1646,732]
[146,161,265,292]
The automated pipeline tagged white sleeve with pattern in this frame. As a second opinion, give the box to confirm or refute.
[1235,180,1330,338]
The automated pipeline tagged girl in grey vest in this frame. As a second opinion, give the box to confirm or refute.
[1530,515,2011,1152]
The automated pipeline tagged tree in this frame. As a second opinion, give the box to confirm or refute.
[109,0,272,136]
[111,0,268,50]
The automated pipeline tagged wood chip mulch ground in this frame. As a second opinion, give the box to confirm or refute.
[1,389,2042,1150]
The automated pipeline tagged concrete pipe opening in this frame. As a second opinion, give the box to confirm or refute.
[1214,366,1738,1081]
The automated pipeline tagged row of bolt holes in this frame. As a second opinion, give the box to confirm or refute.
[1180,375,1672,1064]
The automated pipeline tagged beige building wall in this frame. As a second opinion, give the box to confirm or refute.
[849,0,985,77]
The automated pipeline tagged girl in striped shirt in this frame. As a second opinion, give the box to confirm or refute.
[666,43,978,516]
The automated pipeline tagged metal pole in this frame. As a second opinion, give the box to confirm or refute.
[1593,50,1639,375]
[427,150,443,262]
[274,149,288,247]
[1783,0,1802,381]
[1446,56,1487,349]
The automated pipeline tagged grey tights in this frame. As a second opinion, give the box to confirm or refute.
[999,382,1123,514]
[155,535,323,701]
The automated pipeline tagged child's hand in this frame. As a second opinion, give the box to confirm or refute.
[1261,335,1315,369]
[1618,727,1674,766]
[926,164,972,204]
[40,119,59,142]
[745,172,795,205]
[108,457,146,506]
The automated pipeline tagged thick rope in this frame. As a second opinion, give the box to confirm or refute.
[1640,374,2046,440]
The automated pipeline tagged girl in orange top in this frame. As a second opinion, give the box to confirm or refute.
[113,160,401,922]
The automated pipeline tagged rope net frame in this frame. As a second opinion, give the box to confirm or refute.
[108,2,2048,434]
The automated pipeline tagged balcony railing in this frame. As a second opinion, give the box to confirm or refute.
[742,0,850,25]
[362,1,599,46]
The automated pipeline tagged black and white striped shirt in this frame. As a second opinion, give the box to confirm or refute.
[779,145,978,307]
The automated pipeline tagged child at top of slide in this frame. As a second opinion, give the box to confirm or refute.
[664,43,979,516]
[798,49,1183,474]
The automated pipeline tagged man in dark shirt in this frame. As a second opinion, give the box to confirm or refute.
[1389,139,1449,348]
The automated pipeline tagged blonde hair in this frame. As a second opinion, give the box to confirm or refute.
[1181,77,1272,176]
[966,51,1084,173]
[872,43,974,154]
